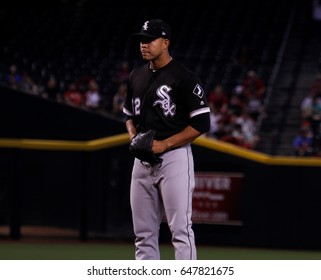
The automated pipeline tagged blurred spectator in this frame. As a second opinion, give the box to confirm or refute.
[221,122,247,148]
[207,106,224,139]
[63,82,84,107]
[112,60,130,85]
[42,76,62,102]
[19,71,39,95]
[111,82,127,119]
[300,90,315,121]
[242,69,266,100]
[76,75,93,95]
[310,93,321,137]
[207,84,229,114]
[84,79,101,111]
[301,74,321,134]
[5,64,22,90]
[292,126,314,156]
[295,74,321,157]
[228,93,246,117]
[247,95,264,121]
[236,110,260,148]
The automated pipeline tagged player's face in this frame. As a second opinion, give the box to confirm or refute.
[140,38,168,61]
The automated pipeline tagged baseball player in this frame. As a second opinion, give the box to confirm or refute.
[123,19,210,260]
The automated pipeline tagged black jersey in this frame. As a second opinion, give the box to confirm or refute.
[123,59,210,140]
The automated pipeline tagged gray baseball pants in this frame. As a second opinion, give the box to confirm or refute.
[130,144,197,260]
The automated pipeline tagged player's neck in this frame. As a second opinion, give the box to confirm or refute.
[149,54,172,71]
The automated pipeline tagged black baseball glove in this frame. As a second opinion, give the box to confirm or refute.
[129,130,163,165]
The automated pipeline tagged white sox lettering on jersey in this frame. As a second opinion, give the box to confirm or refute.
[153,85,176,117]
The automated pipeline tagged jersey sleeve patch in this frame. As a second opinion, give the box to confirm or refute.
[193,84,204,98]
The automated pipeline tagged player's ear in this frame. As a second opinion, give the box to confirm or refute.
[162,38,170,49]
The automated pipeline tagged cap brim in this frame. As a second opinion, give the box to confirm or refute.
[131,32,159,39]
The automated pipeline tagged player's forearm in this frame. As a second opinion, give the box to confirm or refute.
[125,119,137,140]
[165,125,201,148]
[153,126,201,154]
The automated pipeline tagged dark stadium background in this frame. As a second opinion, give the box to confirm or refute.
[1,0,321,258]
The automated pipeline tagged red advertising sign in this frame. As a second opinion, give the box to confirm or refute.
[192,172,243,225]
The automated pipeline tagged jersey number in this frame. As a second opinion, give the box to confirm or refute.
[134,98,141,115]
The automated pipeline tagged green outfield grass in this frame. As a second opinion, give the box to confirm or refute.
[1,241,321,260]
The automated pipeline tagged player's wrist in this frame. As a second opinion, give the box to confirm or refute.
[163,140,171,151]
[129,133,137,141]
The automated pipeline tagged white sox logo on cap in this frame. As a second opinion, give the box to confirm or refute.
[133,19,171,39]
[142,21,149,31]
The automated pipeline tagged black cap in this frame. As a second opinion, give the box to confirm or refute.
[133,19,171,40]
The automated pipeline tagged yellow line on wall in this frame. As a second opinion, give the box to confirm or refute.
[193,136,321,167]
[1,134,321,167]
[0,133,130,151]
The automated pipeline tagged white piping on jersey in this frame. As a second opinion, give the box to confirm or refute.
[189,107,210,118]
[123,107,133,116]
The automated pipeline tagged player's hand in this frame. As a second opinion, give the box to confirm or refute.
[129,130,163,165]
